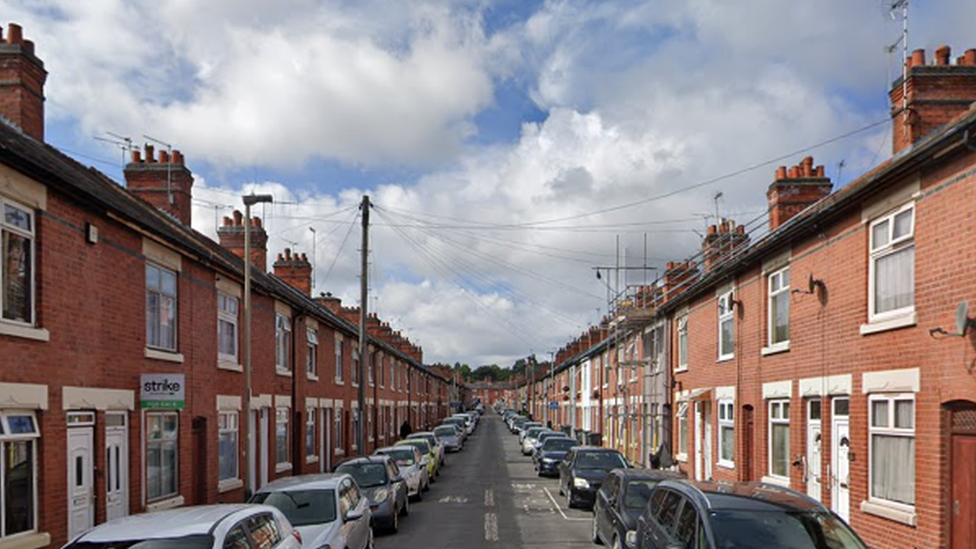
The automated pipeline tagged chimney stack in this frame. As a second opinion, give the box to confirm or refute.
[890,45,976,155]
[0,23,47,141]
[218,210,269,272]
[125,145,195,225]
[273,248,313,296]
[767,156,832,231]
[315,292,343,313]
[701,220,749,273]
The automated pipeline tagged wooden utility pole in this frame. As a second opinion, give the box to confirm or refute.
[357,195,370,454]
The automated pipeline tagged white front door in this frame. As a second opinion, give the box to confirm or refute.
[248,409,257,494]
[694,401,712,481]
[831,398,850,521]
[806,401,822,501]
[105,412,129,521]
[67,426,95,540]
[322,408,332,473]
[259,408,270,488]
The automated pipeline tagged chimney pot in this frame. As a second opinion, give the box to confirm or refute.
[173,150,184,164]
[144,144,155,162]
[707,225,717,235]
[22,39,33,55]
[911,48,925,67]
[776,166,787,180]
[7,23,22,45]
[131,150,141,163]
[222,216,232,227]
[252,217,262,228]
[159,150,169,163]
[935,45,951,65]
[965,49,976,66]
[233,210,243,225]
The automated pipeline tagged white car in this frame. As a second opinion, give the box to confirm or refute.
[62,504,302,549]
[251,473,372,549]
[374,445,430,500]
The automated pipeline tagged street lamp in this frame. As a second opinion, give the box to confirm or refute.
[242,193,272,498]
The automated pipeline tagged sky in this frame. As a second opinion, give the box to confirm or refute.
[12,0,976,367]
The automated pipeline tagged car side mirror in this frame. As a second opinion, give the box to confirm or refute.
[392,475,404,483]
[346,508,364,521]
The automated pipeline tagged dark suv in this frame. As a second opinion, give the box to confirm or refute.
[592,468,684,549]
[558,447,629,509]
[636,480,869,549]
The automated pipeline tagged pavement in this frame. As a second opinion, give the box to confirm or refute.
[375,411,594,549]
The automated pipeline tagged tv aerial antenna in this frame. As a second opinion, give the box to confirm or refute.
[884,0,910,134]
[93,132,136,167]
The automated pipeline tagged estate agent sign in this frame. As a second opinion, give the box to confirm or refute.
[140,374,185,409]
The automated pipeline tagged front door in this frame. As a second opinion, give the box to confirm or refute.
[259,408,270,488]
[67,420,95,540]
[322,408,332,473]
[105,412,129,522]
[742,405,754,480]
[806,400,822,501]
[694,401,712,481]
[949,402,976,549]
[831,398,850,522]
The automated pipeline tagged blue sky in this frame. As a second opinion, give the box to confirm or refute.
[11,0,976,366]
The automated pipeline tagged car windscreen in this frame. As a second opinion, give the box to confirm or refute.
[251,489,338,526]
[623,480,658,509]
[434,427,456,437]
[379,448,416,466]
[336,462,388,488]
[65,536,215,549]
[398,440,431,454]
[409,434,437,447]
[708,510,867,549]
[542,439,576,452]
[575,451,627,470]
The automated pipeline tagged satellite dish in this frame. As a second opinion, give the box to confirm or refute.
[955,301,970,335]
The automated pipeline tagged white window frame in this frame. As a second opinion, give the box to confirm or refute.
[275,314,291,374]
[305,408,317,463]
[351,409,360,451]
[767,267,790,348]
[352,344,360,386]
[334,407,343,452]
[0,198,36,326]
[767,400,790,481]
[0,410,39,538]
[676,316,688,371]
[368,351,375,387]
[676,402,689,461]
[146,263,178,352]
[335,339,344,384]
[377,354,384,387]
[868,203,915,323]
[390,359,396,391]
[217,292,239,362]
[275,406,290,468]
[306,328,318,379]
[868,393,915,510]
[145,411,179,502]
[718,291,734,361]
[217,411,239,483]
[717,400,735,468]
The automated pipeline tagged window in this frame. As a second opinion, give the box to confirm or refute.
[217,292,239,361]
[306,408,317,461]
[218,411,239,482]
[0,411,38,538]
[768,400,790,479]
[275,407,290,466]
[377,354,383,387]
[146,263,177,351]
[718,291,734,360]
[306,328,318,378]
[869,394,914,507]
[352,344,360,385]
[1,199,35,324]
[275,314,291,373]
[869,203,914,320]
[718,400,734,467]
[146,412,179,501]
[335,339,343,383]
[768,267,789,346]
[368,352,375,386]
[334,408,343,451]
[391,360,396,390]
[677,402,689,458]
[676,316,688,370]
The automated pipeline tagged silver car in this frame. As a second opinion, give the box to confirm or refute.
[250,473,372,549]
[374,445,430,500]
[434,424,463,452]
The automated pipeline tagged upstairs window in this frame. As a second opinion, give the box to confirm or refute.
[335,339,344,383]
[718,291,734,360]
[217,292,239,361]
[869,204,914,321]
[306,328,318,378]
[275,314,291,373]
[676,317,688,370]
[1,199,34,324]
[352,344,360,385]
[146,263,177,351]
[768,267,790,346]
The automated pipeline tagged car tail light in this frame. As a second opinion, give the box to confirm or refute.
[292,530,303,544]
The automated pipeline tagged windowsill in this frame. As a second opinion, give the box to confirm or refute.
[674,366,688,374]
[0,322,49,342]
[860,312,916,335]
[276,369,293,378]
[218,360,243,372]
[761,475,790,487]
[860,500,917,526]
[0,531,51,549]
[335,448,345,455]
[306,455,319,464]
[676,453,688,463]
[307,373,319,382]
[145,348,184,363]
[717,355,734,363]
[717,461,735,470]
[275,462,293,473]
[761,342,790,356]
[146,495,184,512]
[218,478,244,493]
[335,380,344,385]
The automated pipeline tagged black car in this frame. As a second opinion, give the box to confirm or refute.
[591,469,684,549]
[636,480,870,549]
[335,455,409,533]
[534,437,576,476]
[558,447,629,509]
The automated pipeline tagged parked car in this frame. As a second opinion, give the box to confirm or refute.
[518,421,543,443]
[510,416,528,433]
[558,447,629,509]
[442,417,469,438]
[250,473,372,549]
[521,427,549,455]
[62,504,302,549]
[534,437,577,476]
[591,468,684,549]
[434,424,463,452]
[335,455,409,534]
[636,480,870,549]
[374,445,430,500]
[406,430,446,470]
[397,436,440,479]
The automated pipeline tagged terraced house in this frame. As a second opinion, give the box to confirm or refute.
[0,24,452,549]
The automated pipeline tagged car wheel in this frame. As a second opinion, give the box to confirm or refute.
[389,509,399,534]
[612,535,622,549]
[591,515,603,545]
[366,528,374,549]
[402,493,410,516]
[424,473,431,491]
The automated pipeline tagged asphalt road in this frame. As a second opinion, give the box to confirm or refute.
[375,411,593,549]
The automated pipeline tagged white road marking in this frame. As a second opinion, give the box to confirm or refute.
[438,496,469,503]
[542,487,592,521]
[484,512,499,541]
[484,488,494,507]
